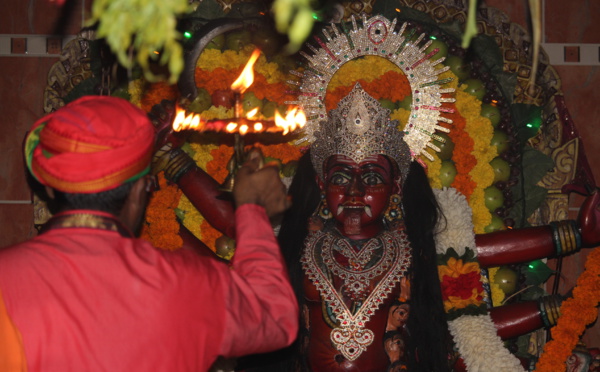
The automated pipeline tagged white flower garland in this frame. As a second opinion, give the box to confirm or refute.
[433,188,525,372]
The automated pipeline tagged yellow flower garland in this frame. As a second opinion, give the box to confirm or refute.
[454,86,496,233]
[488,267,507,307]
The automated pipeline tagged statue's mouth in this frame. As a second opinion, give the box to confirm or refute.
[337,204,372,217]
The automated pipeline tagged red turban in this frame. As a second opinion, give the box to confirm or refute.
[24,96,155,193]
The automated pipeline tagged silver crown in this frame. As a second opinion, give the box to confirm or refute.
[289,14,455,163]
[311,83,411,181]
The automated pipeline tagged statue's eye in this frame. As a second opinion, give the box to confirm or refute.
[362,172,384,186]
[329,172,351,186]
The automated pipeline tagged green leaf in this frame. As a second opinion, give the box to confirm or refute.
[470,35,517,105]
[515,335,535,357]
[437,247,477,265]
[523,259,555,286]
[508,146,554,227]
[189,0,227,20]
[520,146,555,185]
[511,103,543,147]
[175,208,186,221]
[519,285,546,301]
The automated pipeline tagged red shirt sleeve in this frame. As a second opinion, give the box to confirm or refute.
[218,204,299,357]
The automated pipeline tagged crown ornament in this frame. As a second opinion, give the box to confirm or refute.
[288,14,456,165]
[310,83,411,181]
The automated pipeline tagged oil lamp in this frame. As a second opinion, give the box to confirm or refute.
[172,48,306,190]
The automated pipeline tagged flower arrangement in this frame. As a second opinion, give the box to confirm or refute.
[434,188,525,371]
[535,248,600,371]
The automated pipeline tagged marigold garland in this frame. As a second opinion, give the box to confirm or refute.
[488,267,506,307]
[454,85,496,233]
[140,172,183,250]
[328,55,404,90]
[325,70,410,111]
[253,142,303,164]
[535,247,600,371]
[128,79,145,108]
[438,256,486,312]
[140,81,178,113]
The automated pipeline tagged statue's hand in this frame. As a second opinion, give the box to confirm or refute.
[148,100,185,150]
[578,188,600,247]
[148,100,192,178]
[233,149,292,218]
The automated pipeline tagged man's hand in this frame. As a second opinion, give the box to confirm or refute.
[233,149,292,218]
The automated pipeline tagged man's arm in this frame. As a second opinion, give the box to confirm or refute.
[218,151,298,357]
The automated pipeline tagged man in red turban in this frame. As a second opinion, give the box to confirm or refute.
[0,96,298,371]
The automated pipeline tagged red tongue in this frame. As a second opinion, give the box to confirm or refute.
[343,209,362,235]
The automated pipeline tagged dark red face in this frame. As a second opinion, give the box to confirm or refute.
[322,154,399,239]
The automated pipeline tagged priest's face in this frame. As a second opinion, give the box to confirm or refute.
[322,154,399,239]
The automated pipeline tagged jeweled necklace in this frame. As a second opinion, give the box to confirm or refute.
[302,228,412,361]
[323,230,395,301]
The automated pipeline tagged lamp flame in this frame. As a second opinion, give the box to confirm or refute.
[275,107,307,135]
[173,107,203,131]
[231,49,261,93]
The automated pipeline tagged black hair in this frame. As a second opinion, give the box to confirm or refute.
[401,161,450,372]
[51,182,135,216]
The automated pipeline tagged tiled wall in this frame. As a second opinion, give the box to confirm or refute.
[0,0,88,246]
[1,0,598,347]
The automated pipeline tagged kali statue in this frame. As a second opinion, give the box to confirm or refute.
[152,84,600,372]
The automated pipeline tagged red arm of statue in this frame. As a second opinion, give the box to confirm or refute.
[475,226,555,268]
[149,100,237,238]
[476,190,600,268]
[489,295,561,340]
[177,166,236,239]
[489,301,544,340]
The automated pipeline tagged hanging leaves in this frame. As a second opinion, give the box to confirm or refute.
[88,0,190,83]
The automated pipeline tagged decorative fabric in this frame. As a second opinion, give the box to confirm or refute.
[24,96,154,193]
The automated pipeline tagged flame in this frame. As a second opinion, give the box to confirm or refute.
[226,122,238,132]
[253,122,263,132]
[173,106,202,131]
[231,49,261,93]
[246,107,259,118]
[274,107,307,135]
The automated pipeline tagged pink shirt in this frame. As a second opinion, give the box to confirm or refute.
[0,204,298,371]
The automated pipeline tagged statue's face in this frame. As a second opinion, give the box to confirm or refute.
[322,154,398,238]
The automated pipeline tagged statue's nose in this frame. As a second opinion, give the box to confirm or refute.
[347,175,364,196]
